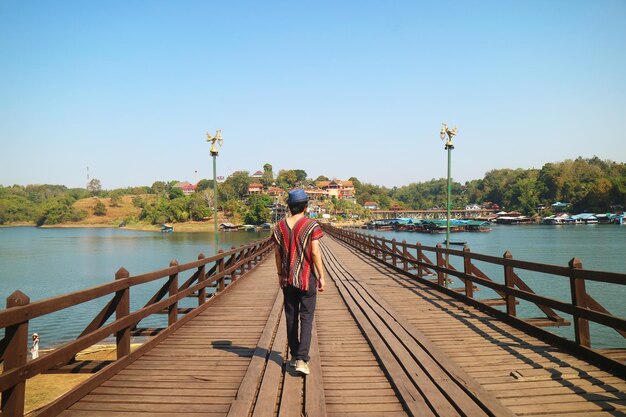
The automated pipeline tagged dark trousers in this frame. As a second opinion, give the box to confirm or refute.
[283,285,317,362]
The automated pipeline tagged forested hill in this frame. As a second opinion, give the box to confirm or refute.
[355,157,626,215]
[1,157,625,226]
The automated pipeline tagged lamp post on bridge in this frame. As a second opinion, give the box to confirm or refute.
[440,123,457,287]
[207,130,223,254]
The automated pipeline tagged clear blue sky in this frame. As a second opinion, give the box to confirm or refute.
[2,1,625,189]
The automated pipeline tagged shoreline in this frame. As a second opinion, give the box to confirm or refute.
[1,219,364,232]
[1,221,218,233]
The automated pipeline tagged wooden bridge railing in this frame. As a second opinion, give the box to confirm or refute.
[322,224,626,373]
[0,236,273,417]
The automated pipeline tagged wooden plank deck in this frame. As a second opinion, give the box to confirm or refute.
[323,237,626,417]
[49,235,626,417]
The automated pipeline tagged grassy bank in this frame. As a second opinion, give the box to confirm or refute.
[23,344,140,416]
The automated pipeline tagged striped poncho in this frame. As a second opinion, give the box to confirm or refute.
[273,217,324,291]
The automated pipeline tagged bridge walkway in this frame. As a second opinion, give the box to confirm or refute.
[323,237,626,417]
[52,236,626,417]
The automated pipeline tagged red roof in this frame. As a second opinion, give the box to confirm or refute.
[364,201,377,205]
[249,183,263,188]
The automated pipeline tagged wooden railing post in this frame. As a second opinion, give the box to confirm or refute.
[391,239,397,267]
[503,251,517,317]
[247,247,253,271]
[416,243,424,277]
[2,290,30,417]
[463,247,473,298]
[197,253,206,305]
[569,257,591,347]
[168,260,179,326]
[382,238,388,263]
[436,244,445,286]
[230,246,237,280]
[217,249,225,293]
[115,268,131,359]
[402,240,408,272]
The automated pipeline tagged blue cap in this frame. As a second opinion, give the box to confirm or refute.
[287,188,308,204]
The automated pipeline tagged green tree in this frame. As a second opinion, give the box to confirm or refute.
[196,179,215,192]
[188,193,212,220]
[221,171,251,199]
[109,191,123,207]
[261,163,274,187]
[150,181,167,194]
[93,199,107,216]
[87,179,102,196]
[244,194,272,225]
[168,186,185,200]
[294,169,307,183]
[277,170,298,189]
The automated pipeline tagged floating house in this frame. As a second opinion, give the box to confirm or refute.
[542,213,571,225]
[565,213,598,224]
[219,222,239,231]
[466,220,492,232]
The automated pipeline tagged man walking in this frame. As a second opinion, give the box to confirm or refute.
[273,188,326,375]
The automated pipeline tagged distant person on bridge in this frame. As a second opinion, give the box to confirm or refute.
[273,188,326,376]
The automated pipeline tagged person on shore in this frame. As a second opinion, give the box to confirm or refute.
[273,189,326,376]
[31,333,40,359]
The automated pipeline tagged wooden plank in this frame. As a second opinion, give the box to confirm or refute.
[279,363,304,417]
[323,244,496,417]
[251,310,288,417]
[343,276,512,417]
[226,288,283,417]
[325,250,437,417]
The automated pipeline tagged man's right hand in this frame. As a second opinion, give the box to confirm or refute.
[318,277,326,292]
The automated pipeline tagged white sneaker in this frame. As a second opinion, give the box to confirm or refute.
[295,359,310,375]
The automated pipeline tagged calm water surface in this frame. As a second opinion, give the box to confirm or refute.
[0,227,269,348]
[1,225,624,349]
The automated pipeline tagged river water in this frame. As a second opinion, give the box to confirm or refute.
[0,225,624,349]
[0,227,270,348]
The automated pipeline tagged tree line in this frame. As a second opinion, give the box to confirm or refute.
[355,157,626,215]
[1,157,624,226]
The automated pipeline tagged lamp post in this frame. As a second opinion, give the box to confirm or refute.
[440,123,457,287]
[207,130,223,254]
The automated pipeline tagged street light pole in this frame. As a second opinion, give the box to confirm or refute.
[440,123,457,287]
[207,130,223,254]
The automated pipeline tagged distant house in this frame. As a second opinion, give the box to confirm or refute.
[251,170,264,178]
[267,186,285,198]
[303,187,328,201]
[316,180,355,201]
[248,183,263,195]
[364,201,379,210]
[174,181,196,196]
[465,204,481,210]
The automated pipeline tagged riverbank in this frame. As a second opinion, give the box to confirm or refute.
[2,219,366,232]
[1,221,219,233]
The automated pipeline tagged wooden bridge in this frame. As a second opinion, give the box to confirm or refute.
[1,225,625,417]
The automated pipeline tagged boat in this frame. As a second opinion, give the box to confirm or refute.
[160,224,174,233]
[443,239,467,246]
